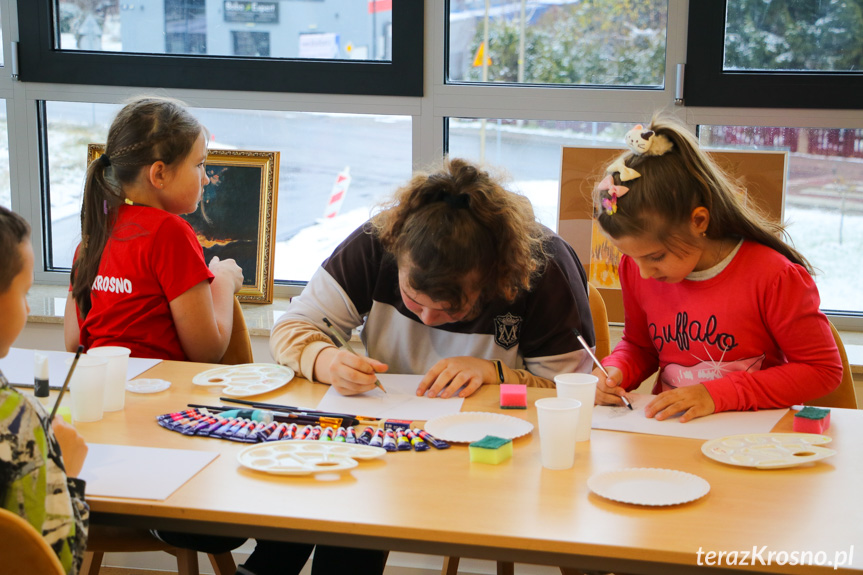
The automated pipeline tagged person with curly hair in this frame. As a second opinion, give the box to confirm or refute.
[271,157,596,400]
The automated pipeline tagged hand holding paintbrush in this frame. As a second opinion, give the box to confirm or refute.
[322,317,387,394]
[572,329,632,410]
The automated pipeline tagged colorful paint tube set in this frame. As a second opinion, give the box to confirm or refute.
[156,407,450,452]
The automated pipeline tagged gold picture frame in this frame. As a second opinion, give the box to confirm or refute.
[88,145,280,303]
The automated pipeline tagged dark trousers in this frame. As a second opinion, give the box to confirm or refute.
[154,531,387,575]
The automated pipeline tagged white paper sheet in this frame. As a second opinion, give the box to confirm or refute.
[79,443,219,500]
[0,347,161,389]
[315,373,465,421]
[591,393,789,440]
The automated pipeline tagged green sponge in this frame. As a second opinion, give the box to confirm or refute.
[469,435,513,464]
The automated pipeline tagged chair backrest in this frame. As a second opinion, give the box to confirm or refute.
[219,297,254,365]
[0,508,66,575]
[588,283,610,361]
[806,321,858,409]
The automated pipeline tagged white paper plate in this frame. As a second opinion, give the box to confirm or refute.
[701,433,835,469]
[237,441,386,476]
[126,379,171,394]
[424,411,534,443]
[192,363,295,397]
[588,468,710,506]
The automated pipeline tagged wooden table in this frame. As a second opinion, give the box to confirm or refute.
[72,361,863,574]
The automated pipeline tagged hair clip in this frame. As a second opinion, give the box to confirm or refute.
[606,157,641,182]
[442,193,470,209]
[597,175,628,216]
[103,200,108,214]
[624,124,673,157]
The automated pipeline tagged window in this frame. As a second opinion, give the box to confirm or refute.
[18,0,422,96]
[685,0,863,108]
[699,124,863,314]
[0,101,8,209]
[42,101,412,283]
[447,0,668,88]
[447,118,633,229]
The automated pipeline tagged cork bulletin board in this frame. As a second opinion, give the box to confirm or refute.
[558,147,788,323]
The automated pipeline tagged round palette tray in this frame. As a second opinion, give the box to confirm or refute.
[192,363,295,397]
[424,411,534,443]
[701,433,835,469]
[237,441,386,476]
[588,468,710,507]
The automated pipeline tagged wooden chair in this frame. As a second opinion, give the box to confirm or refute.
[588,283,610,361]
[0,507,66,575]
[80,525,236,575]
[219,297,254,365]
[441,285,612,575]
[806,320,858,409]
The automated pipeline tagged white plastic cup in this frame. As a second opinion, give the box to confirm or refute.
[87,346,131,411]
[67,355,108,422]
[535,397,581,470]
[554,373,598,442]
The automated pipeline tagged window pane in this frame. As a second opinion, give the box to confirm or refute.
[699,125,863,315]
[44,102,411,283]
[447,0,667,87]
[724,0,863,72]
[55,0,393,61]
[447,118,632,229]
[0,101,8,209]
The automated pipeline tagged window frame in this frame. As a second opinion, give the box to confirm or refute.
[685,0,863,110]
[16,0,424,97]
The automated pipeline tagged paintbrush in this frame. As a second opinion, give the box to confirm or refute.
[217,397,379,422]
[186,404,359,427]
[322,317,387,393]
[572,328,632,410]
[48,345,84,423]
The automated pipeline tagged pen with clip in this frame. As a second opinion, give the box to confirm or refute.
[572,328,632,410]
[322,317,387,393]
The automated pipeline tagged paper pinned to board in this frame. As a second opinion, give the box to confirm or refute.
[315,373,465,421]
[80,444,219,500]
[592,393,788,440]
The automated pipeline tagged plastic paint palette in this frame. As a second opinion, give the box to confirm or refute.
[237,441,386,476]
[701,433,836,469]
[192,363,295,397]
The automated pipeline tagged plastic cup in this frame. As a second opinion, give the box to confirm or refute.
[535,397,581,470]
[554,373,598,442]
[67,355,108,423]
[87,346,131,411]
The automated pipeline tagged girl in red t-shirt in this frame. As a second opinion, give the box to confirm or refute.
[64,96,243,362]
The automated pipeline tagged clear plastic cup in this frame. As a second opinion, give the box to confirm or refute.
[87,346,131,411]
[535,397,581,470]
[67,355,108,422]
[554,373,598,442]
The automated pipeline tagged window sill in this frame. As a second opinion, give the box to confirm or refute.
[26,284,293,337]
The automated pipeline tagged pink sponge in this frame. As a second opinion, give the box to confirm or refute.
[500,384,527,409]
[793,406,831,434]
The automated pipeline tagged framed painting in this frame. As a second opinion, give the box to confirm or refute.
[558,146,787,323]
[87,145,280,303]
